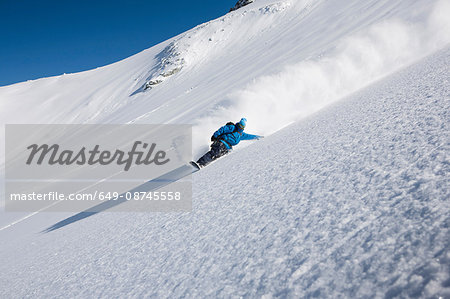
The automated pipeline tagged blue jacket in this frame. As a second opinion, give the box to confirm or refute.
[212,124,260,149]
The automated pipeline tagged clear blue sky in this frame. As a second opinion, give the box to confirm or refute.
[0,0,234,86]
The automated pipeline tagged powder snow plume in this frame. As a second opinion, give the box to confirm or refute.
[192,0,450,155]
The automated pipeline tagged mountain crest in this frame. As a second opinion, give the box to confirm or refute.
[230,0,254,12]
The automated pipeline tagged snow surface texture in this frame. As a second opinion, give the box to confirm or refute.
[0,45,449,299]
[0,0,449,297]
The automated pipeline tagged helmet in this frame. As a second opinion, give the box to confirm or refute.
[236,118,247,130]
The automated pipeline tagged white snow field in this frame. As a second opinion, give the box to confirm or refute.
[0,43,448,299]
[0,0,449,297]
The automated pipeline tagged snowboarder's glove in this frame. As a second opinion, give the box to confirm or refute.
[211,135,218,142]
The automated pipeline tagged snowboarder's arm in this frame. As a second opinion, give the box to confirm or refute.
[241,133,263,140]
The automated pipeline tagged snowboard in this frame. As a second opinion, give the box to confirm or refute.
[189,161,201,170]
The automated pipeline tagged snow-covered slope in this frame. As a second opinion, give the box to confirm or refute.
[0,0,449,297]
[0,0,449,157]
[0,44,448,299]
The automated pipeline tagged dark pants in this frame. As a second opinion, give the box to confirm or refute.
[197,141,230,167]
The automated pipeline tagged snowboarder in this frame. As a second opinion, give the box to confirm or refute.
[193,118,263,168]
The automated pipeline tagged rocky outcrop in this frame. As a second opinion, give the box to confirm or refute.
[143,42,185,90]
[230,0,254,12]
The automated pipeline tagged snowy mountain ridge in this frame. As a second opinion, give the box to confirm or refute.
[142,0,293,90]
[230,0,255,12]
